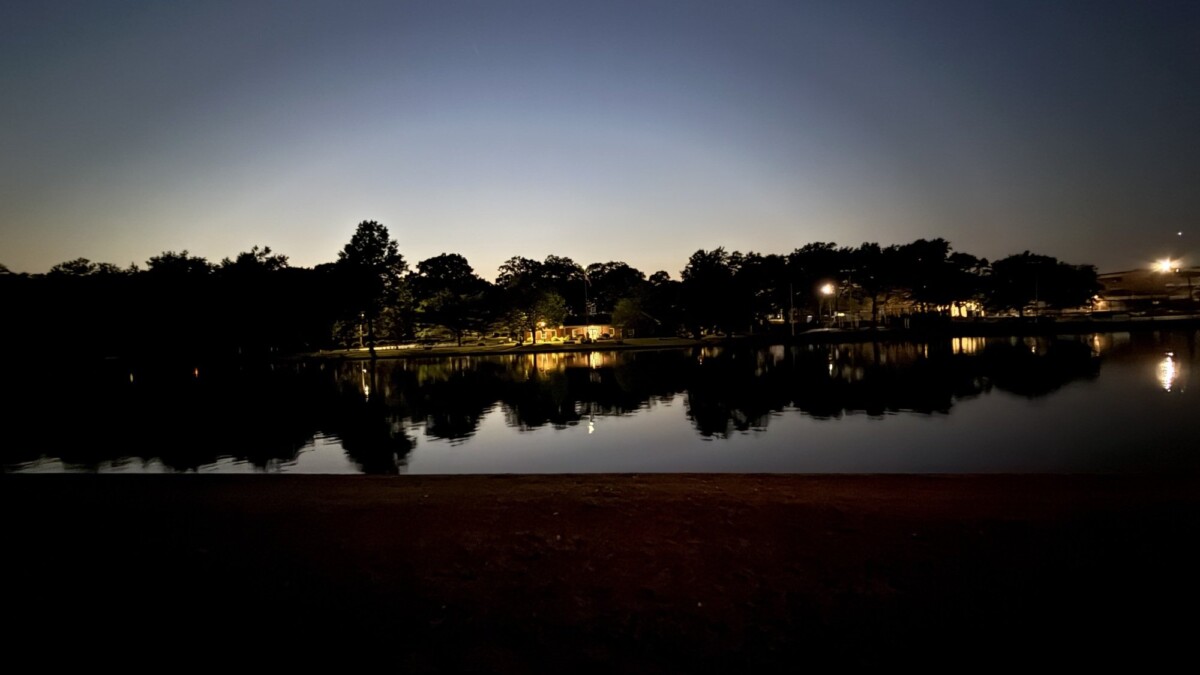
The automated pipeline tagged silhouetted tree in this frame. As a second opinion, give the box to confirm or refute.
[787,242,852,320]
[218,245,288,273]
[49,258,127,277]
[146,250,214,276]
[639,270,683,336]
[211,245,293,355]
[733,252,788,332]
[139,251,217,355]
[495,256,543,288]
[987,252,1099,316]
[540,255,586,314]
[336,221,408,356]
[681,247,749,337]
[851,243,903,327]
[584,261,646,314]
[944,251,989,315]
[411,253,492,345]
[495,256,573,344]
[893,239,945,311]
[612,296,659,335]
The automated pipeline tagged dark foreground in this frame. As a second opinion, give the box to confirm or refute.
[5,474,1200,670]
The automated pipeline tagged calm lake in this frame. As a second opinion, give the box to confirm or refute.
[6,331,1197,474]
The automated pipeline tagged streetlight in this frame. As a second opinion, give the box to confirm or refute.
[1154,258,1195,310]
[580,267,591,342]
[820,283,835,323]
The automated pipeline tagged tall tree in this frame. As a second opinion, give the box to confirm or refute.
[612,296,659,336]
[850,243,904,327]
[147,250,213,277]
[495,256,544,288]
[219,245,288,274]
[787,242,852,320]
[987,252,1099,316]
[945,251,989,315]
[640,271,682,336]
[680,247,748,337]
[141,250,217,353]
[412,253,491,345]
[583,261,646,315]
[337,221,408,356]
[733,252,788,332]
[495,256,574,344]
[894,238,954,312]
[541,255,585,315]
[214,246,291,355]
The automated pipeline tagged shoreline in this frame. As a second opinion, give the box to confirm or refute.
[299,316,1200,360]
[7,472,1199,669]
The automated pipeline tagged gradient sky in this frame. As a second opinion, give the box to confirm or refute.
[2,0,1198,277]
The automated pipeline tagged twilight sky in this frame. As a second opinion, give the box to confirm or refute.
[2,0,1197,277]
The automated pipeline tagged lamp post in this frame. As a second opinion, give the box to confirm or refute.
[788,282,794,337]
[820,283,835,325]
[583,271,591,341]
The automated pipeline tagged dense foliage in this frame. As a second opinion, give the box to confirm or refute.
[0,223,1101,358]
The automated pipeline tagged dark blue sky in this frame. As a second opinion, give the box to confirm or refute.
[2,0,1197,276]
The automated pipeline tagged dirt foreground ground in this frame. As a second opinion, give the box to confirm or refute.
[5,473,1200,671]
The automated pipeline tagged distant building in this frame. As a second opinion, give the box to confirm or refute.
[1096,267,1199,312]
[524,314,627,343]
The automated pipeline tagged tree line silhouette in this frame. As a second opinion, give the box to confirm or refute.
[0,220,1100,358]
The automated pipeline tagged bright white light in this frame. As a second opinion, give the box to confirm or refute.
[820,283,834,296]
[1156,259,1176,273]
[1158,354,1177,392]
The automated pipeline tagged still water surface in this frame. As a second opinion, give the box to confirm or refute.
[6,331,1197,474]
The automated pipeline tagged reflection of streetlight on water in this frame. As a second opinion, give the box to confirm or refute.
[1158,353,1182,392]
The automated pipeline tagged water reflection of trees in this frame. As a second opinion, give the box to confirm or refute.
[5,359,419,474]
[684,339,1100,436]
[979,339,1101,398]
[337,340,1101,442]
[5,361,324,472]
[3,339,1108,472]
[342,352,683,436]
[323,360,416,473]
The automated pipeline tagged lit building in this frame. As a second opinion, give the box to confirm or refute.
[1096,266,1199,312]
[523,314,627,343]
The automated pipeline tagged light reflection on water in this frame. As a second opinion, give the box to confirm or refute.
[1157,353,1186,393]
[4,331,1198,474]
